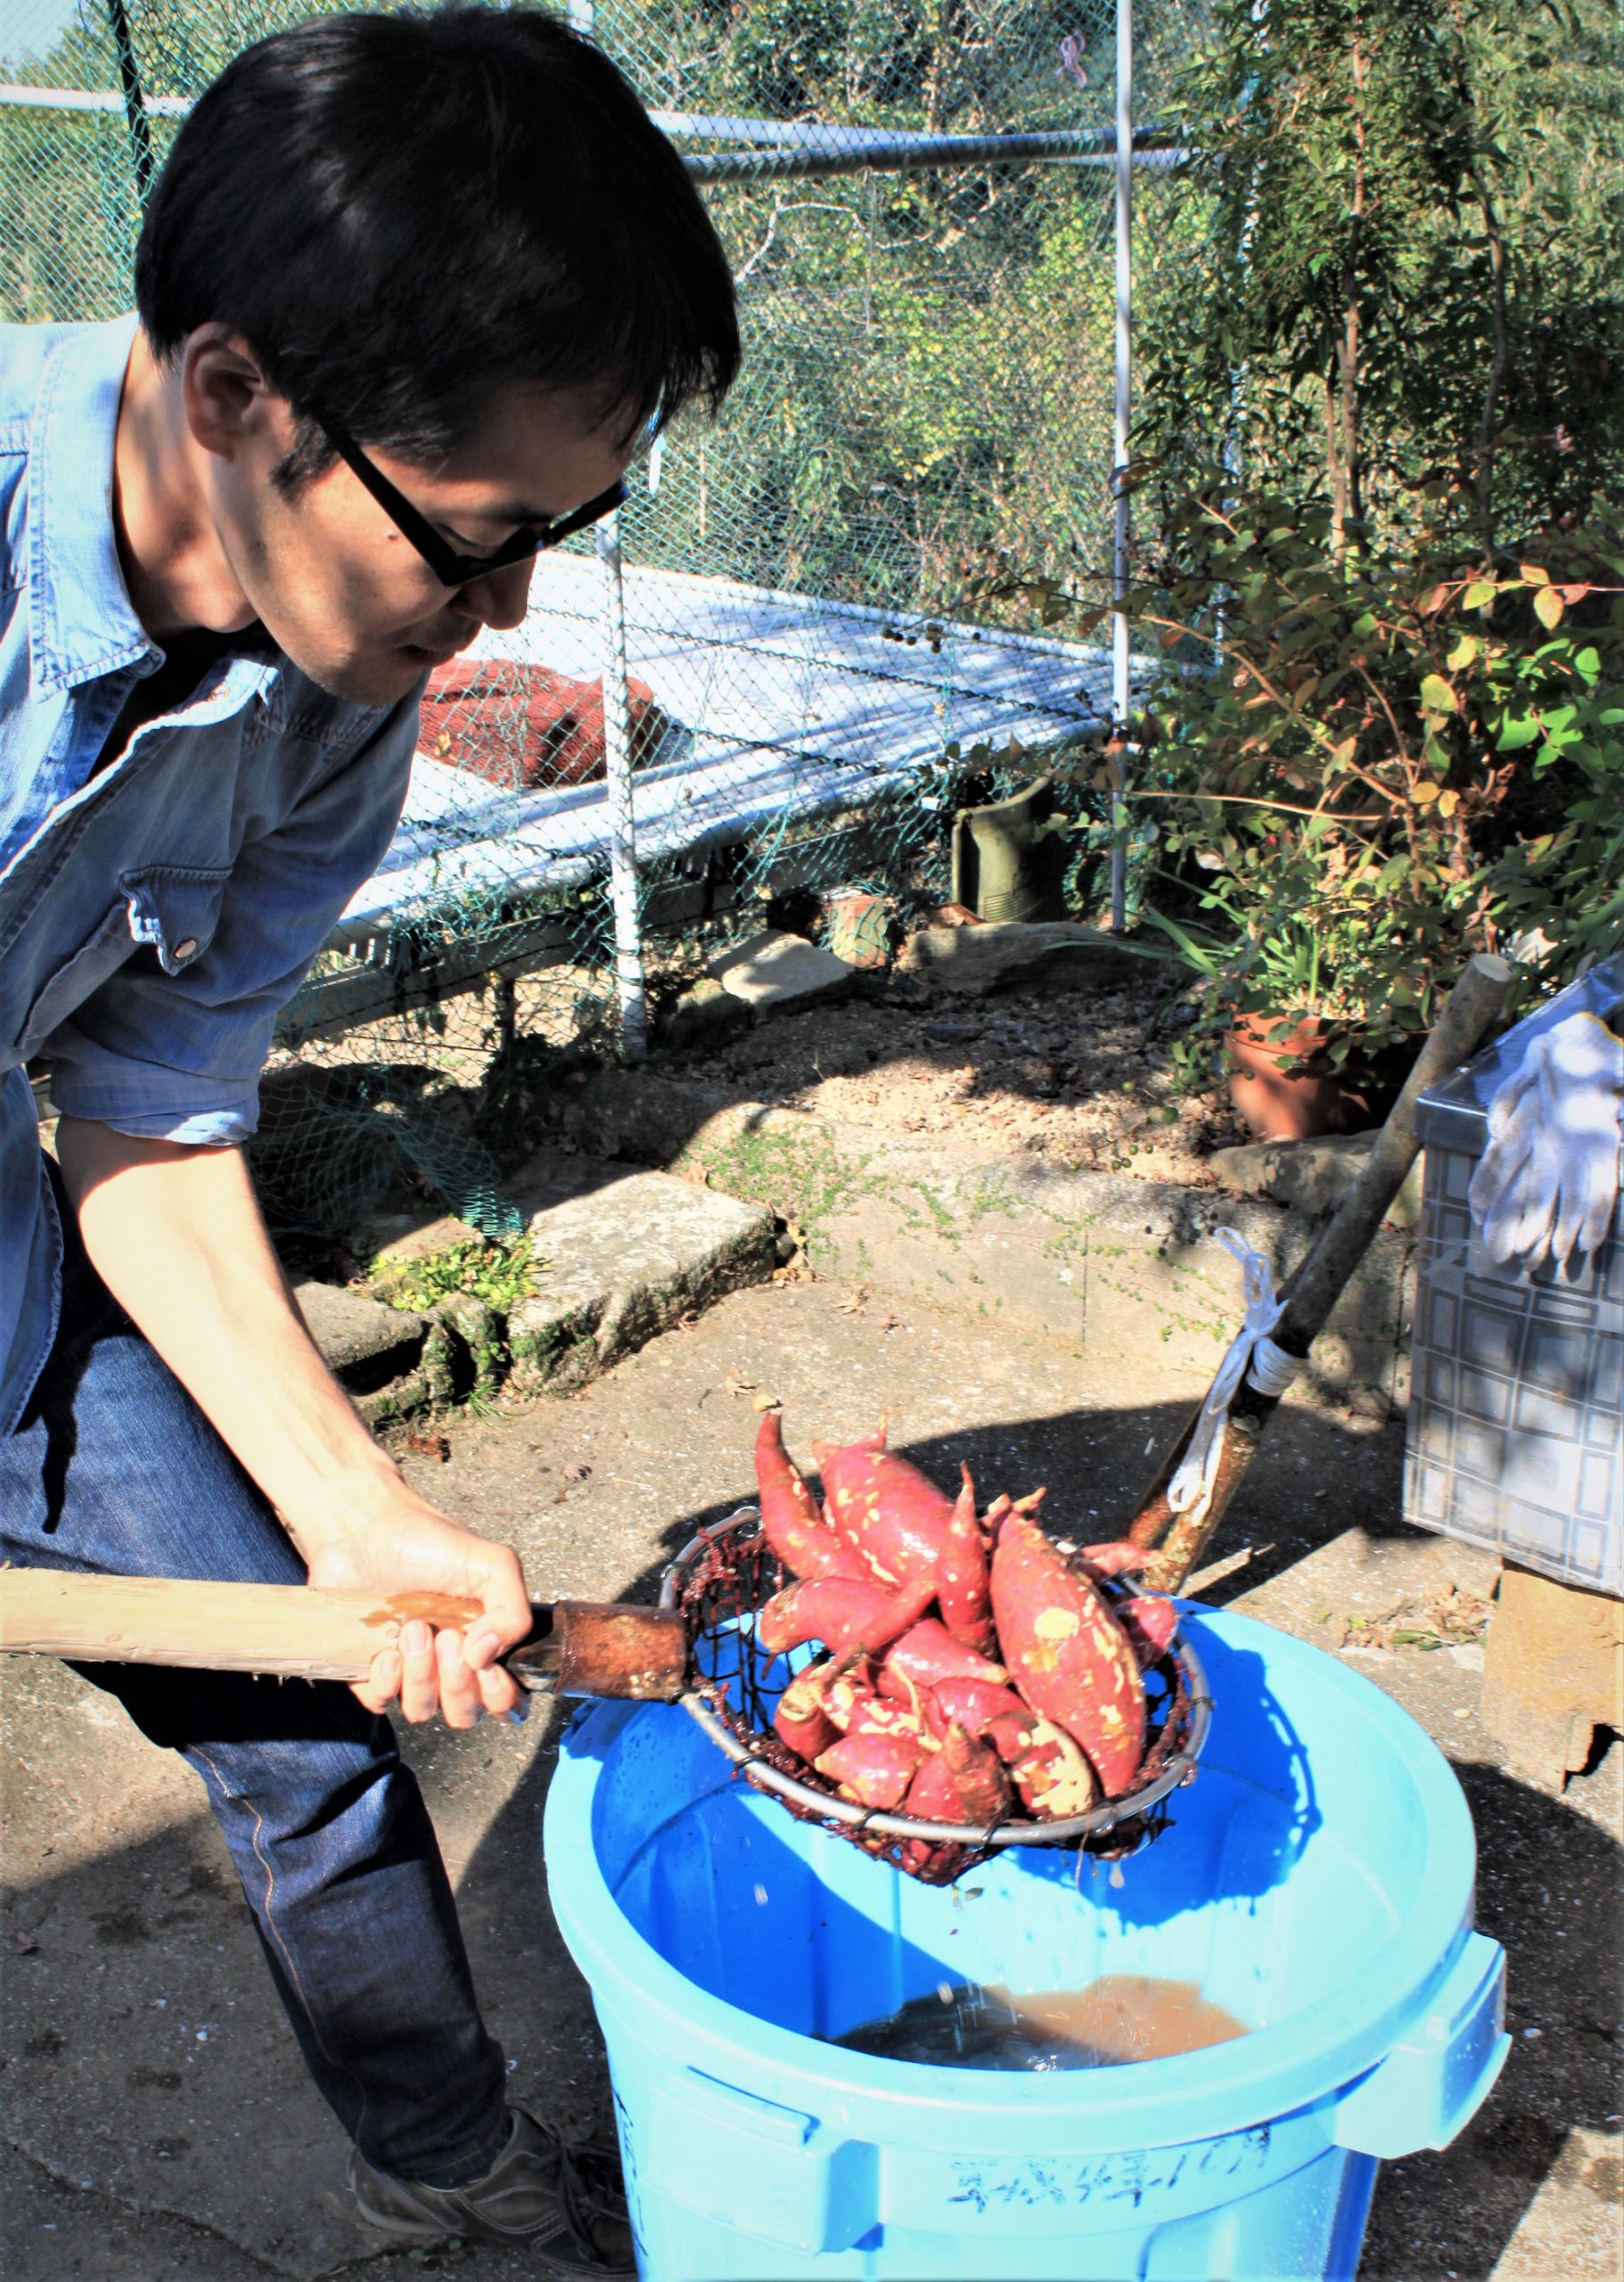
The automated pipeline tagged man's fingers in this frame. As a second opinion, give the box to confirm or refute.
[435,1626,483,1730]
[399,1618,439,1723]
[352,1647,402,1715]
[474,1654,523,1720]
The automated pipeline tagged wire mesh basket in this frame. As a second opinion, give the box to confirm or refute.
[660,1505,1210,1884]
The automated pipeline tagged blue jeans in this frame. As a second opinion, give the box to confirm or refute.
[0,1174,509,2188]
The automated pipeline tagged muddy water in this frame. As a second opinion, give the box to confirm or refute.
[834,1975,1251,2071]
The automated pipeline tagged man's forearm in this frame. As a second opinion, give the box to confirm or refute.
[54,1119,403,1555]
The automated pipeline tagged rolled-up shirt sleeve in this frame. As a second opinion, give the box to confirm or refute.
[42,702,418,1143]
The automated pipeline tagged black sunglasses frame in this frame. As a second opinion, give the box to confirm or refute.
[313,412,626,588]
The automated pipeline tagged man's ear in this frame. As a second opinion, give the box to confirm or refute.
[179,327,291,464]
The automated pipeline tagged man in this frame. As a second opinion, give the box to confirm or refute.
[0,8,737,2264]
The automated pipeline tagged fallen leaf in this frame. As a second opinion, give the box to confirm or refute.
[725,1375,757,1398]
[561,1462,591,1482]
[406,1432,451,1464]
[877,1312,900,1333]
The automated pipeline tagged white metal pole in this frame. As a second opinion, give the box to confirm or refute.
[596,512,649,1062]
[1110,0,1133,932]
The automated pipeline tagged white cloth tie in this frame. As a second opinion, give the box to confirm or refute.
[1167,1229,1300,1530]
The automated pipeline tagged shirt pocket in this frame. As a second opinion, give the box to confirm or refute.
[14,865,232,1061]
[118,863,233,978]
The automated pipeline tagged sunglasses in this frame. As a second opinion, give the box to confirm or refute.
[312,410,626,588]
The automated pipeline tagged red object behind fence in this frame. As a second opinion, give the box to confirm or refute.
[419,660,672,790]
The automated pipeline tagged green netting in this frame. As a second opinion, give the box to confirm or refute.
[4,0,1205,1240]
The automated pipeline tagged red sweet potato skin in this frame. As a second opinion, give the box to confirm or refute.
[924,1677,1029,1737]
[939,1721,1012,1823]
[989,1511,1146,1798]
[755,1412,860,1580]
[1078,1539,1155,1580]
[758,1579,915,1659]
[815,1729,925,1809]
[1118,1594,1179,1665]
[936,1465,996,1654]
[881,1618,1010,1691]
[812,1437,956,1593]
[773,1663,841,1761]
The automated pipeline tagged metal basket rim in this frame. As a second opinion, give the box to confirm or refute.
[660,1506,1212,1850]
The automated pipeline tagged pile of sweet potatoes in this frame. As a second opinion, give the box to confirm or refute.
[753,1413,1178,1846]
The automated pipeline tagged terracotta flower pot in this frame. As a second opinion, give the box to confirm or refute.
[1225,1013,1375,1142]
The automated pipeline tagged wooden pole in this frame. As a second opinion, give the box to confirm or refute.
[1125,953,1513,1591]
[0,1572,686,1700]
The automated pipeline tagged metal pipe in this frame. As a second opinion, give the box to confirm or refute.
[1109,0,1134,933]
[595,512,649,1063]
[685,127,1180,184]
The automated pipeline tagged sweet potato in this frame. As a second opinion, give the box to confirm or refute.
[815,1728,926,1810]
[881,1618,1010,1692]
[758,1576,934,1660]
[812,1432,956,1593]
[923,1677,1029,1738]
[1006,1717,1098,1818]
[939,1721,1012,1824]
[773,1662,841,1761]
[1077,1539,1155,1580]
[989,1509,1146,1798]
[902,1748,970,1825]
[755,1411,862,1580]
[1118,1593,1179,1666]
[935,1465,996,1654]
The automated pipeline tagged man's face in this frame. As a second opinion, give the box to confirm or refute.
[193,351,635,705]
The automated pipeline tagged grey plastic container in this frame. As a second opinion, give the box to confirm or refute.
[1404,972,1624,1596]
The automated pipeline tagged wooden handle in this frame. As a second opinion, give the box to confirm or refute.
[0,1571,687,1701]
[1125,952,1513,1591]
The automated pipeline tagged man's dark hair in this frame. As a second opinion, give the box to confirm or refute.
[135,6,739,485]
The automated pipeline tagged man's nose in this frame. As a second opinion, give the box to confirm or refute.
[457,555,536,630]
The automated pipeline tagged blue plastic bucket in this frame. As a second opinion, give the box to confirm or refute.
[545,1605,1508,2279]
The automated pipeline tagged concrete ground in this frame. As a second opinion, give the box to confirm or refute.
[2,1278,1620,2280]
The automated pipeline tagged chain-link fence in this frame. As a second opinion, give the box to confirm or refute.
[4,0,1202,1238]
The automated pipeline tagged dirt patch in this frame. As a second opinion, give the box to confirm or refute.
[658,957,1248,1178]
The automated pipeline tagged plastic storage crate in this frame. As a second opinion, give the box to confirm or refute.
[1404,975,1624,1597]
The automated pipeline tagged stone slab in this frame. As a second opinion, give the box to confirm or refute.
[501,1150,775,1390]
[897,918,1165,997]
[1208,1129,1425,1230]
[543,1083,1415,1407]
[1480,1563,1624,1794]
[291,1279,425,1395]
[706,927,856,1009]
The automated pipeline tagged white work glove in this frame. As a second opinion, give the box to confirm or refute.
[1468,1009,1624,1269]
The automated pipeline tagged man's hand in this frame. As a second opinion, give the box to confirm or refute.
[56,1121,535,1727]
[298,1490,531,1725]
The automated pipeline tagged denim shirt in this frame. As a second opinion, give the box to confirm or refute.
[1,316,420,1435]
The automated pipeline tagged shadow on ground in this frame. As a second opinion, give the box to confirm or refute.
[3,1276,1618,2278]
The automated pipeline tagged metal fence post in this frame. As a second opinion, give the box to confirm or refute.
[1110,0,1134,933]
[595,511,649,1063]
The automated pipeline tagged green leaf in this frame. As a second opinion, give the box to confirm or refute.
[1533,585,1565,630]
[1446,635,1480,671]
[1419,674,1458,714]
[1463,580,1497,610]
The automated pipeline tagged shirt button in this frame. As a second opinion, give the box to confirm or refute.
[174,937,199,961]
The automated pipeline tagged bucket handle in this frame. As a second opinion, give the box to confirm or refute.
[1333,1931,1511,2160]
[641,2068,877,2253]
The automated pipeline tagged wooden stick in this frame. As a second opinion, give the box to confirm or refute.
[1125,953,1513,1592]
[0,1571,687,1700]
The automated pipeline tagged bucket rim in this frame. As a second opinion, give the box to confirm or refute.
[544,1604,1481,2151]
